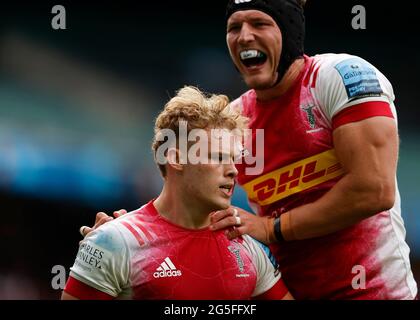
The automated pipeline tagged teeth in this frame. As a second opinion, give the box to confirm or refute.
[240,50,264,60]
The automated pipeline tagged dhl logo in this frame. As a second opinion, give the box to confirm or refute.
[243,149,344,206]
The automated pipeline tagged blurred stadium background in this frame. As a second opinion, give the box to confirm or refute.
[0,0,419,299]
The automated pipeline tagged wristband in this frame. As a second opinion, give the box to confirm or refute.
[273,217,284,242]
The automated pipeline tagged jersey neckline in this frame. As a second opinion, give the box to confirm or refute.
[143,199,216,233]
[252,54,312,107]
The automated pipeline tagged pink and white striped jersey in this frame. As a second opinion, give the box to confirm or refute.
[65,200,288,299]
[234,53,418,299]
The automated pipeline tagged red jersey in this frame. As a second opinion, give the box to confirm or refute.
[64,201,287,299]
[234,54,417,299]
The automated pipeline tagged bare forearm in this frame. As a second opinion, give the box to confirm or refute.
[281,172,395,240]
[280,117,398,241]
[210,118,398,244]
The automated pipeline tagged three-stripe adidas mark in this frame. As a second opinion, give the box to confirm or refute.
[153,257,182,278]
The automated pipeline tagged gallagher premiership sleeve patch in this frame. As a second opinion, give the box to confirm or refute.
[334,57,383,99]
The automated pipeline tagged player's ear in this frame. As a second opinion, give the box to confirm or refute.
[167,147,183,171]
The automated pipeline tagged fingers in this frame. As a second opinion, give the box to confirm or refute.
[78,212,113,239]
[225,226,246,240]
[233,209,241,226]
[95,212,110,223]
[210,208,242,231]
[209,216,239,231]
[95,212,113,227]
[210,207,237,224]
[113,209,127,218]
[80,210,124,240]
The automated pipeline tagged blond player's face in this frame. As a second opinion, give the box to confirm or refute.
[182,129,240,212]
[226,10,282,90]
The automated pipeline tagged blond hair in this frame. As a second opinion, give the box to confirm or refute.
[152,86,248,176]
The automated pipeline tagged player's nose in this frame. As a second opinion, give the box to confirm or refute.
[225,160,238,179]
[238,23,255,44]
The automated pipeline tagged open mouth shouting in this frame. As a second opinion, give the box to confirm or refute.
[240,49,268,69]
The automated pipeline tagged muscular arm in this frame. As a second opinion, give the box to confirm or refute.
[210,116,398,243]
[281,116,398,240]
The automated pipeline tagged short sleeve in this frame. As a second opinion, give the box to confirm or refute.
[241,236,282,297]
[227,97,244,114]
[68,223,130,297]
[312,54,396,123]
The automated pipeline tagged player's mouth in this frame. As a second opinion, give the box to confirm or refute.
[219,183,234,197]
[239,49,267,70]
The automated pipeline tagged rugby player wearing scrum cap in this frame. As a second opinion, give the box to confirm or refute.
[210,0,418,300]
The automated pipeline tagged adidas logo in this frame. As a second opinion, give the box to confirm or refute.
[153,257,182,278]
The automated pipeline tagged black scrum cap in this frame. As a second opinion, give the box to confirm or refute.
[226,0,305,84]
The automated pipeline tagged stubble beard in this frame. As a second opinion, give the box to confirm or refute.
[243,71,279,90]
